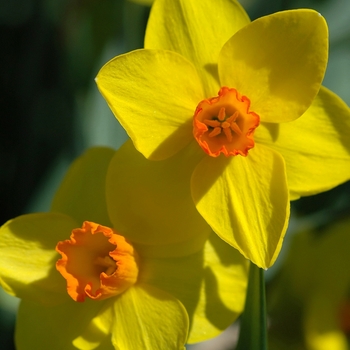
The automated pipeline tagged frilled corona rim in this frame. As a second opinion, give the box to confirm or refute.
[193,87,260,157]
[56,221,139,302]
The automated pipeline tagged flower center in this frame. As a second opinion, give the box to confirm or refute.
[94,256,117,275]
[193,87,260,157]
[56,221,139,302]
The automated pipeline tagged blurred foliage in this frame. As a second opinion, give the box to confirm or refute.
[0,0,125,226]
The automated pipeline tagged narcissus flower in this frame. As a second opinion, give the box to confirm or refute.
[268,217,350,350]
[0,145,248,349]
[96,0,350,268]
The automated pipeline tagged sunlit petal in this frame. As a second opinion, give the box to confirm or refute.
[255,86,350,199]
[0,213,77,304]
[146,0,250,95]
[219,10,328,123]
[191,145,289,268]
[96,49,204,160]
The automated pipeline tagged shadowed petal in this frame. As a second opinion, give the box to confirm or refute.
[52,147,115,227]
[112,284,188,350]
[139,233,249,343]
[15,299,112,350]
[106,140,211,252]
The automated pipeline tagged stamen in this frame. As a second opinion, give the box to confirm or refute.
[204,119,221,128]
[218,107,226,121]
[231,111,240,122]
[209,127,222,137]
[230,122,242,136]
[223,127,233,142]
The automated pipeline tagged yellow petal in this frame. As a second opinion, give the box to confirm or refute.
[133,230,209,259]
[113,284,188,350]
[52,147,115,227]
[189,234,249,343]
[255,86,350,199]
[0,213,78,304]
[96,49,204,160]
[139,233,248,343]
[16,299,110,350]
[73,301,115,349]
[191,145,290,269]
[106,140,211,251]
[188,238,248,343]
[219,10,328,123]
[145,0,250,96]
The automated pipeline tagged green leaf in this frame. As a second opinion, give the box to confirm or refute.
[236,263,268,350]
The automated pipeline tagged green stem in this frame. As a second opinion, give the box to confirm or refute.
[235,262,268,350]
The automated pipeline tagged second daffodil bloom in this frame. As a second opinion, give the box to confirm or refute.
[268,217,350,350]
[0,145,249,349]
[96,0,350,269]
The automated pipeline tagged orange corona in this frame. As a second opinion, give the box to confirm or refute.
[56,221,139,302]
[193,87,260,157]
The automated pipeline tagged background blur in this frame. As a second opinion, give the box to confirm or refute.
[0,0,349,349]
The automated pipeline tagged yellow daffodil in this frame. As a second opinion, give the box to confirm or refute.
[96,0,350,269]
[0,145,248,349]
[268,217,350,350]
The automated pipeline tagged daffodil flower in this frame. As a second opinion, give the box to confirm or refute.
[268,217,350,350]
[96,0,350,269]
[0,145,248,349]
